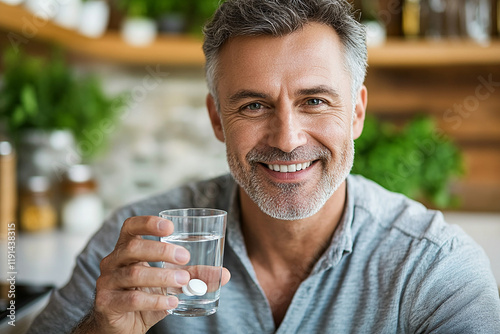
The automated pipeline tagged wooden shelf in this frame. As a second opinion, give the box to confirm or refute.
[1,2,500,66]
[368,39,500,67]
[0,2,205,66]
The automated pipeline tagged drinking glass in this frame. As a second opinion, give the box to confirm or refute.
[160,208,227,317]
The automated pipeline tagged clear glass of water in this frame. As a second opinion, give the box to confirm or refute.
[160,208,227,317]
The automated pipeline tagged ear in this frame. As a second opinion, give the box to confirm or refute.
[206,94,225,143]
[352,85,367,140]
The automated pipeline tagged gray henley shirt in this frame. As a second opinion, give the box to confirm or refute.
[28,174,500,333]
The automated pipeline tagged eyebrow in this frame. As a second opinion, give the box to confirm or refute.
[227,85,341,104]
[228,90,269,105]
[296,85,341,99]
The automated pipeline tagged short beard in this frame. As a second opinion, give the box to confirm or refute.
[226,139,354,221]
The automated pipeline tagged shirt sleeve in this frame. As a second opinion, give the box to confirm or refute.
[406,233,500,334]
[26,210,126,334]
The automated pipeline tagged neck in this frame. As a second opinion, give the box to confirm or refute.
[239,180,347,275]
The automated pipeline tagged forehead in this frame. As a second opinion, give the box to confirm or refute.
[216,23,348,97]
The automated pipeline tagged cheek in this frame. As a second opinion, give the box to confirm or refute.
[223,119,263,156]
[306,115,352,148]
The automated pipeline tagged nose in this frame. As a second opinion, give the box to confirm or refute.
[266,105,307,153]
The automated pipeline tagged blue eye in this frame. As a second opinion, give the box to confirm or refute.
[306,99,323,106]
[245,103,263,110]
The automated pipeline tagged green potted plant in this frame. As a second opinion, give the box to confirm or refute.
[181,0,221,35]
[155,0,221,35]
[155,1,189,34]
[0,48,125,165]
[117,0,158,46]
[352,115,464,208]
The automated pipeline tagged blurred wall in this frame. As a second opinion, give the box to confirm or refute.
[76,63,228,212]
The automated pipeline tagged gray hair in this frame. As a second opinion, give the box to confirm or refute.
[202,0,367,110]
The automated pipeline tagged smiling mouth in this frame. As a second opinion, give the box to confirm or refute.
[264,161,314,173]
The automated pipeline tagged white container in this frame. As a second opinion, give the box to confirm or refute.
[24,0,59,20]
[1,0,24,5]
[121,17,157,47]
[61,165,103,234]
[464,0,491,45]
[53,0,82,30]
[364,20,386,47]
[77,0,109,38]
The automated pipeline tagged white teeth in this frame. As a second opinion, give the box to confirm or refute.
[266,162,313,173]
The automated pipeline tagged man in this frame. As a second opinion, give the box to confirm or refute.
[29,0,500,333]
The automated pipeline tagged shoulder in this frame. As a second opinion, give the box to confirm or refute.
[347,174,467,249]
[347,175,500,331]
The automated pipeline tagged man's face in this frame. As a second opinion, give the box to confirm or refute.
[207,23,366,220]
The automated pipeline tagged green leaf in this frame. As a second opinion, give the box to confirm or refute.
[20,84,38,117]
[0,47,126,159]
[353,115,464,208]
[11,106,26,127]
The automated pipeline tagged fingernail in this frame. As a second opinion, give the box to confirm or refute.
[158,220,168,232]
[166,296,178,309]
[174,248,190,263]
[174,270,189,284]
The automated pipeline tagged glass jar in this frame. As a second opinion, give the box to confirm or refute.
[20,176,57,232]
[61,165,103,234]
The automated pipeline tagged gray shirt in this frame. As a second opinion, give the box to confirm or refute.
[28,174,500,333]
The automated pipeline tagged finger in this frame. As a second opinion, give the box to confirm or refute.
[103,266,190,289]
[109,238,190,268]
[96,289,178,313]
[119,216,174,243]
[221,268,231,286]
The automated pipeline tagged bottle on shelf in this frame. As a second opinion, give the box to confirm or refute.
[19,176,57,232]
[463,0,492,45]
[425,0,447,40]
[0,132,16,239]
[61,164,103,234]
[497,0,500,35]
[403,0,422,38]
[360,0,387,46]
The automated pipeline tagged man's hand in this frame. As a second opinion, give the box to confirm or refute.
[73,216,230,334]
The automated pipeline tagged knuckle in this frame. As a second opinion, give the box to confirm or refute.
[99,254,111,272]
[159,269,173,284]
[153,295,165,310]
[159,242,171,258]
[125,238,141,255]
[96,275,105,290]
[126,265,143,281]
[96,273,114,292]
[128,291,142,307]
[94,289,110,310]
[145,216,158,229]
[122,217,134,231]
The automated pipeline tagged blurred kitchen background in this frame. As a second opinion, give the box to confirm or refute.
[0,0,499,331]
